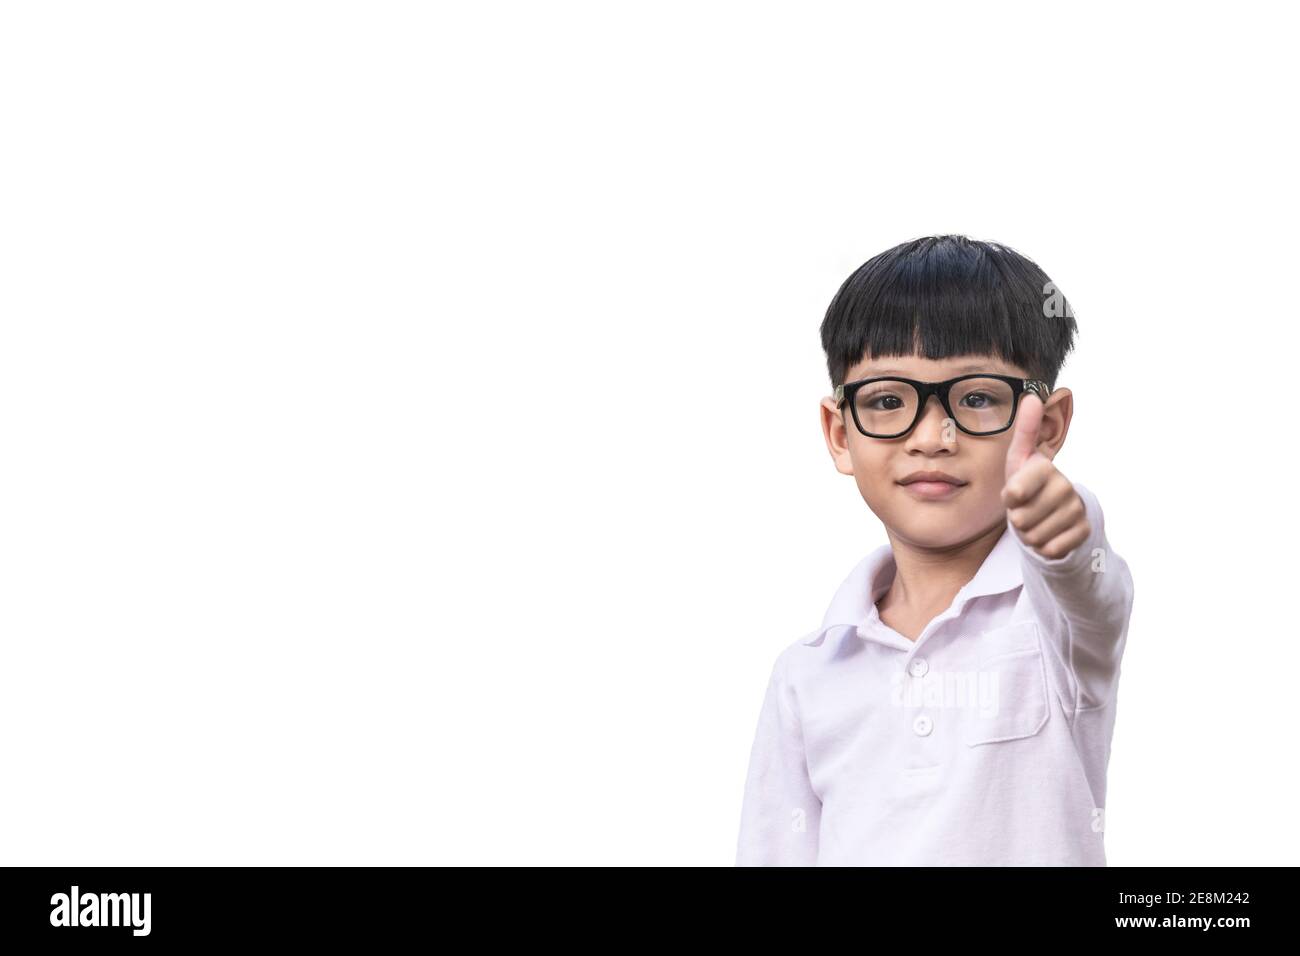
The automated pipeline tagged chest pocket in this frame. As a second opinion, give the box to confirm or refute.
[963,622,1050,747]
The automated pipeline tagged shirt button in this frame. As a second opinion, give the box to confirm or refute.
[908,658,928,677]
[913,714,933,736]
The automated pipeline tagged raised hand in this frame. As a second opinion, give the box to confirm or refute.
[1001,392,1089,560]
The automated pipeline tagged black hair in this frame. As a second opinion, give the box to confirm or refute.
[820,234,1077,390]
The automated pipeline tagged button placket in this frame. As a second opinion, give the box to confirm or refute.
[906,654,933,737]
[902,612,964,743]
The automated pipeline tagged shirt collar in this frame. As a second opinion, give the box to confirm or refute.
[803,522,1024,645]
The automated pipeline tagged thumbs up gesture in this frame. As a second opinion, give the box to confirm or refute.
[1001,392,1090,560]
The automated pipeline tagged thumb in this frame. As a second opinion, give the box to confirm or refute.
[1005,391,1044,483]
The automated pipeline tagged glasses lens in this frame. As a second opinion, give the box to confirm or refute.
[949,377,1016,433]
[853,379,919,436]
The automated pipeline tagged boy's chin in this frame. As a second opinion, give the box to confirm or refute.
[888,513,993,551]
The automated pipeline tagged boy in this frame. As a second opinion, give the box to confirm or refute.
[735,235,1133,866]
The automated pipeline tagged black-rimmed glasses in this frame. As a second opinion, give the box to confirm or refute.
[833,374,1051,439]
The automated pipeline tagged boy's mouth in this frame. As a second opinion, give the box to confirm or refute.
[898,471,967,500]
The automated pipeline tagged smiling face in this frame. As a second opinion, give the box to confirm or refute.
[821,353,1068,551]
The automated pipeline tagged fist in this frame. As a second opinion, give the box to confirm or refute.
[1001,391,1089,560]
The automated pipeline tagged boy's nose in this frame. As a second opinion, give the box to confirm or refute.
[907,396,954,444]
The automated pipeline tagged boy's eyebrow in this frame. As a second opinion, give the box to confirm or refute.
[863,362,1005,377]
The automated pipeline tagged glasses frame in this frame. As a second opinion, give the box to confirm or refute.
[833,373,1052,439]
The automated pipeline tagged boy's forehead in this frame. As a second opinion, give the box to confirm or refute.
[846,353,1027,380]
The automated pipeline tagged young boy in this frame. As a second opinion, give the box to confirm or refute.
[735,235,1133,866]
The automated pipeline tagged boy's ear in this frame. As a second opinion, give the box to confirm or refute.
[1034,387,1074,459]
[820,396,856,476]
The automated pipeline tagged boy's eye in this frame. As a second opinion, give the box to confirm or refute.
[860,391,908,411]
[959,391,1002,409]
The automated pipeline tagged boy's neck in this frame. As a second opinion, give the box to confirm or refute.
[877,518,1008,634]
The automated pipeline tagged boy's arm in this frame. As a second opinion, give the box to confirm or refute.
[1009,482,1134,708]
[735,650,821,866]
[1002,393,1134,709]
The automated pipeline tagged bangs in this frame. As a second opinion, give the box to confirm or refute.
[820,235,1077,389]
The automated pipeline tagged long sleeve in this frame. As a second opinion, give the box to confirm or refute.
[1009,481,1134,711]
[735,651,822,866]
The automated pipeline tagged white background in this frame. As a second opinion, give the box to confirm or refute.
[2,2,1296,865]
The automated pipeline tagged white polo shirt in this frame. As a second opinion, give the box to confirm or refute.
[735,482,1133,866]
